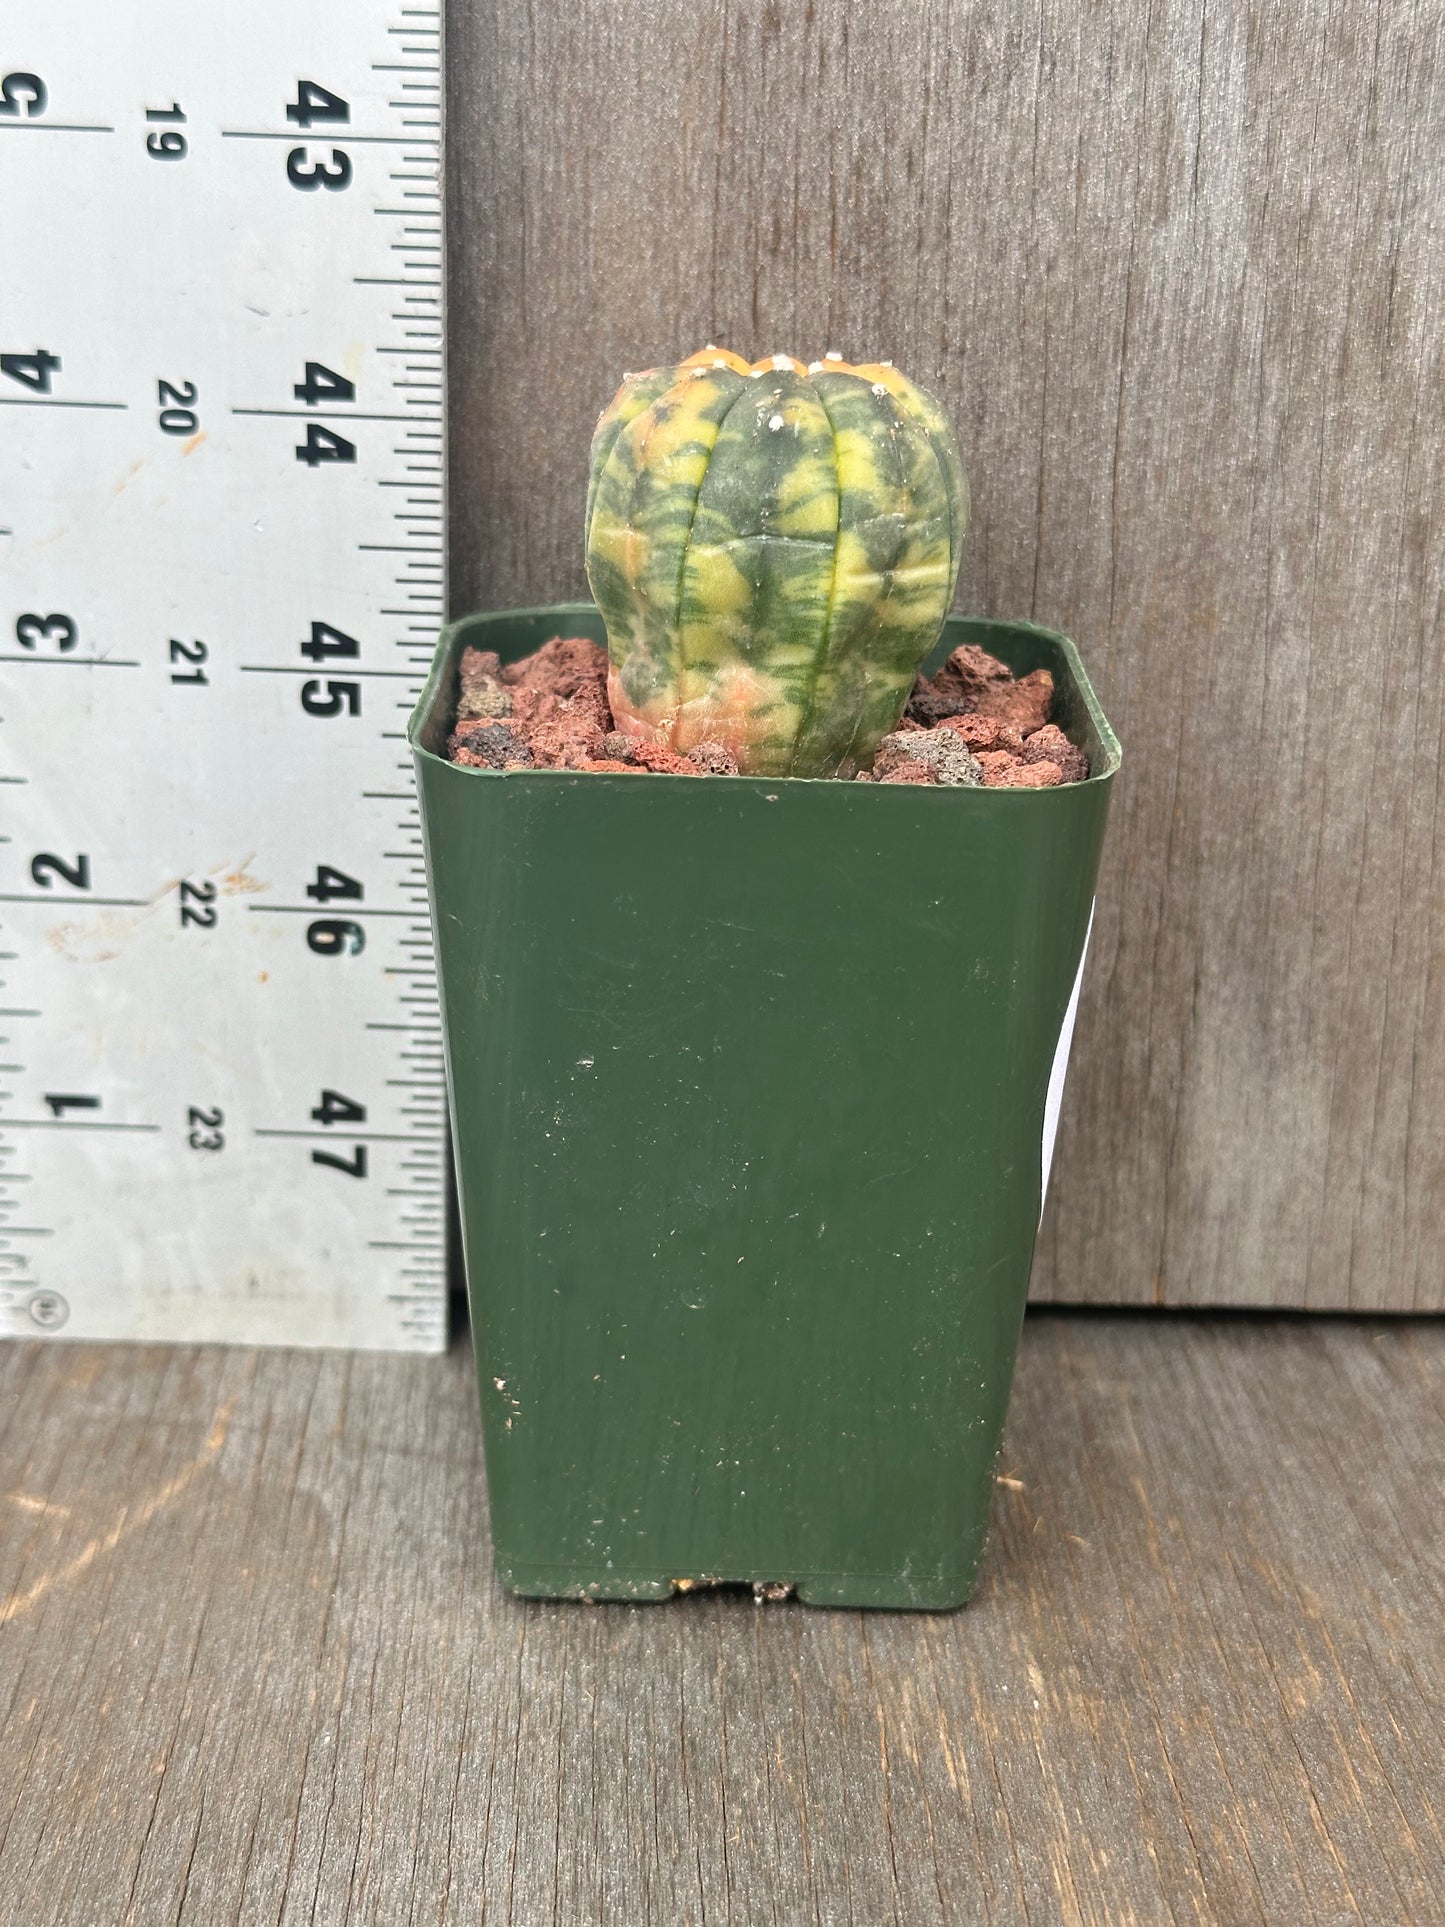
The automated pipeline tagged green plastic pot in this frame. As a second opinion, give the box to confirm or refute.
[410,604,1119,1609]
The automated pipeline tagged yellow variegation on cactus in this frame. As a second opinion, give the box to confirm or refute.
[584,347,968,778]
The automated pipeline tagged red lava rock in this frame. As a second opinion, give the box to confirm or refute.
[1021,723,1090,783]
[911,645,1054,733]
[686,740,739,775]
[933,668,1044,730]
[577,758,643,774]
[524,695,608,769]
[506,684,551,734]
[501,671,613,770]
[499,634,609,700]
[450,633,1085,784]
[930,642,1014,704]
[459,646,503,686]
[877,761,939,785]
[871,729,980,785]
[936,713,1022,755]
[448,720,534,769]
[629,741,701,775]
[980,754,1063,789]
[975,667,1053,733]
[903,677,966,727]
[569,678,612,726]
[871,736,911,778]
[975,750,1021,785]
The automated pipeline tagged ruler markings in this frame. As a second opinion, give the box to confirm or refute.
[247,904,418,917]
[0,398,127,411]
[254,1129,438,1143]
[232,407,436,420]
[220,129,426,145]
[239,666,420,679]
[0,0,448,1350]
[0,895,150,908]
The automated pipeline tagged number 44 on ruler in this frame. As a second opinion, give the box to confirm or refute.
[0,4,449,1351]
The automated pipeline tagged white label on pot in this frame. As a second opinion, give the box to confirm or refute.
[0,0,447,1350]
[1040,899,1095,1222]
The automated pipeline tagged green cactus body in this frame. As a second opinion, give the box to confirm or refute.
[584,348,968,777]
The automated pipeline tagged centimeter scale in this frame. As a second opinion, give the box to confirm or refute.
[0,4,449,1349]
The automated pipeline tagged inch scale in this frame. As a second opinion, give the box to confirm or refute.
[0,2,448,1350]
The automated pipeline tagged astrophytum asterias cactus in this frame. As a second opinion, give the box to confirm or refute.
[584,347,968,777]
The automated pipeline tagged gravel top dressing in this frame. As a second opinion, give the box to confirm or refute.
[444,631,1091,788]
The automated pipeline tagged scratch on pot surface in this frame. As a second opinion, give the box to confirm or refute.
[0,1399,234,1626]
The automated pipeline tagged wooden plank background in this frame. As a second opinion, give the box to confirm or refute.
[444,0,1445,1310]
[3,1318,1443,1923]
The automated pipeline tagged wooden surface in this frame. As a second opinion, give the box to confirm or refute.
[444,0,1445,1308]
[2,1314,1441,1923]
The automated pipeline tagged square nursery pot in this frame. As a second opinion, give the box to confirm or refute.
[410,603,1120,1610]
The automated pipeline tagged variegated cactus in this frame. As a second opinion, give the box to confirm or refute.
[584,347,968,778]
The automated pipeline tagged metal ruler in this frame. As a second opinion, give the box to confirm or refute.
[0,2,448,1350]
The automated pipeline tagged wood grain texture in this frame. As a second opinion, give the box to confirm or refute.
[444,0,1445,1308]
[1,1319,1442,1923]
